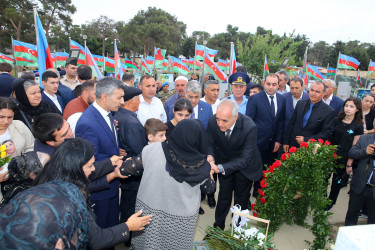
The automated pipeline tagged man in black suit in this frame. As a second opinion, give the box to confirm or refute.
[322,79,344,116]
[346,134,375,225]
[114,86,147,246]
[283,81,335,151]
[0,62,15,97]
[207,99,263,230]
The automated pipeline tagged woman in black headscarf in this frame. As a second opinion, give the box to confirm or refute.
[120,119,215,250]
[12,78,60,129]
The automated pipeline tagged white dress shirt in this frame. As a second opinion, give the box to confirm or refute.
[137,95,167,125]
[92,101,117,138]
[265,92,278,115]
[292,93,304,108]
[200,96,220,114]
[323,94,333,105]
[44,92,62,112]
[193,105,199,119]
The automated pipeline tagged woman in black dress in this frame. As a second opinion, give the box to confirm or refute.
[165,98,193,139]
[361,93,375,134]
[327,97,363,210]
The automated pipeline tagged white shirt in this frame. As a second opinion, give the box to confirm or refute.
[323,94,333,105]
[44,91,62,112]
[193,105,199,119]
[277,84,290,94]
[292,93,304,108]
[137,95,167,125]
[265,92,278,115]
[67,112,82,135]
[92,101,117,142]
[200,96,220,114]
[0,129,11,144]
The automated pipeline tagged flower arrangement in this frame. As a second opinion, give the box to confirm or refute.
[252,139,338,249]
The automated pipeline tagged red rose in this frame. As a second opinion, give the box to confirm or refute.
[259,189,265,196]
[260,179,268,188]
[251,204,257,210]
[289,147,297,153]
[318,139,324,144]
[334,153,337,159]
[308,139,316,142]
[274,160,281,167]
[281,153,290,161]
[253,212,258,217]
[324,141,331,145]
[263,170,268,179]
[268,165,275,173]
[300,142,308,148]
[260,197,266,204]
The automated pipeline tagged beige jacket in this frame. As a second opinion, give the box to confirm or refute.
[7,120,35,156]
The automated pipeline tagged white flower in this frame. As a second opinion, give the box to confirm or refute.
[257,232,266,241]
[233,234,240,239]
[258,240,264,246]
[244,227,258,237]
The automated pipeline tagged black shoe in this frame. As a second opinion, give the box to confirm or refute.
[199,207,205,214]
[208,196,216,208]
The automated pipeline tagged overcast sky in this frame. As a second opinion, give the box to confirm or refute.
[71,0,374,45]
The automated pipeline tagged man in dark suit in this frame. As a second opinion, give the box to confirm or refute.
[41,71,64,114]
[0,62,15,97]
[283,81,335,151]
[76,77,125,233]
[207,99,263,230]
[114,86,147,246]
[283,77,309,129]
[322,79,344,116]
[346,134,375,225]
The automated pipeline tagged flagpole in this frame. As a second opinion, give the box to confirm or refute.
[84,39,87,65]
[153,47,156,79]
[194,41,197,74]
[54,50,57,68]
[302,47,308,79]
[334,51,340,84]
[229,42,234,75]
[11,36,18,77]
[201,46,206,85]
[326,63,329,78]
[365,59,371,88]
[263,54,267,79]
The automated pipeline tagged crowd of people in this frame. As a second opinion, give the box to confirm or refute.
[0,58,374,249]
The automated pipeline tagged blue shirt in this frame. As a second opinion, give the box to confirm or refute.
[228,94,248,115]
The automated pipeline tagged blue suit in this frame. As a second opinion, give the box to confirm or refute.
[168,100,213,128]
[41,91,64,113]
[329,95,344,116]
[57,82,74,107]
[75,104,120,229]
[0,72,15,97]
[246,91,286,165]
[283,91,309,129]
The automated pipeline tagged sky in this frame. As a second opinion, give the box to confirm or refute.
[71,0,374,45]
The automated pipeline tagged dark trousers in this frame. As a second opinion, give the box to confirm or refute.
[345,186,375,226]
[328,168,346,205]
[214,171,252,229]
[92,194,120,229]
[120,189,138,223]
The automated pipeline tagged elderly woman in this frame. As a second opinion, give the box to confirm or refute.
[0,97,34,156]
[121,119,215,249]
[34,138,151,249]
[12,78,60,129]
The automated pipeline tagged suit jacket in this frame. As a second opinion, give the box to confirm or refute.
[57,82,74,107]
[168,100,213,128]
[206,113,263,181]
[283,99,335,148]
[41,91,64,113]
[283,91,309,129]
[76,105,120,200]
[348,134,375,199]
[246,91,286,151]
[329,95,344,116]
[0,72,15,97]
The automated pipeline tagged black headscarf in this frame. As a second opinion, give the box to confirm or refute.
[0,181,90,249]
[13,79,59,128]
[162,119,211,187]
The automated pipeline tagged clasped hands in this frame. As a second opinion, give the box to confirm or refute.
[207,155,219,180]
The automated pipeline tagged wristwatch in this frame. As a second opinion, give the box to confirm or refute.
[218,164,225,175]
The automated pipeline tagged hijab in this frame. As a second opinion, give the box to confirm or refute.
[0,181,90,249]
[162,119,211,186]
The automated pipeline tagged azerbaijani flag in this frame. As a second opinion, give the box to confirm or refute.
[92,54,104,67]
[13,40,38,62]
[0,53,14,64]
[114,40,121,78]
[303,62,308,85]
[327,67,337,76]
[307,64,326,81]
[230,43,236,75]
[105,57,115,72]
[368,61,375,74]
[218,59,227,71]
[195,44,217,60]
[85,46,104,79]
[52,52,69,67]
[204,50,228,81]
[35,12,54,78]
[145,56,154,65]
[357,71,363,88]
[125,58,139,69]
[161,59,168,70]
[338,54,360,70]
[70,39,86,65]
[141,57,152,75]
[155,48,166,69]
[171,56,190,75]
[15,58,38,67]
[263,55,269,79]
[182,58,202,70]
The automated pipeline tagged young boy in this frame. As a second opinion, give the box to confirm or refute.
[144,118,168,143]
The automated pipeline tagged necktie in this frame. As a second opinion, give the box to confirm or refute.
[108,113,117,144]
[270,96,275,118]
[225,129,231,141]
[303,103,314,128]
